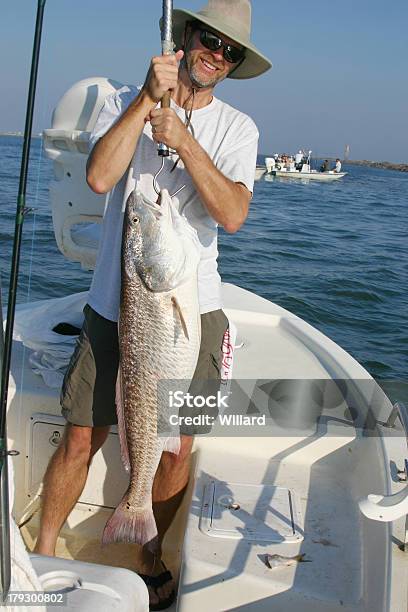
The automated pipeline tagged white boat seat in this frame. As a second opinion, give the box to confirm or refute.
[43,77,123,270]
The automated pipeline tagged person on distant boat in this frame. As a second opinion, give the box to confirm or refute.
[266,156,275,172]
[33,1,271,610]
[320,159,330,172]
[334,158,342,173]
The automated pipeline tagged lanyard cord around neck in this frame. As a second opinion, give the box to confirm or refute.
[153,88,196,198]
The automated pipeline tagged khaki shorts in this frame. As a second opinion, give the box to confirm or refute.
[61,304,229,428]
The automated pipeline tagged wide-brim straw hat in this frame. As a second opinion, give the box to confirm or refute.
[172,0,272,79]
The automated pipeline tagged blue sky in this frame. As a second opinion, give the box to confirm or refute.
[1,0,407,162]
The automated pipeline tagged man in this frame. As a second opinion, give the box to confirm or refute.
[320,159,330,172]
[34,1,271,608]
[334,158,342,172]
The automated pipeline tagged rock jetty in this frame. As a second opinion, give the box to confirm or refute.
[346,160,408,173]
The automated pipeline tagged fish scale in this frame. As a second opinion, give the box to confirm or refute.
[102,189,201,551]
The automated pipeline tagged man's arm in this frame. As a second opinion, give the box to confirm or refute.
[86,91,155,194]
[179,133,251,234]
[150,109,253,234]
[86,50,184,194]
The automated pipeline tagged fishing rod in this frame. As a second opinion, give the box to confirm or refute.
[0,0,46,598]
[157,0,174,158]
[154,0,183,196]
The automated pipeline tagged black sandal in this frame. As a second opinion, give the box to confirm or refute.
[139,562,176,611]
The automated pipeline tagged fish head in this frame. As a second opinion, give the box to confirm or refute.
[123,190,192,292]
[122,190,145,272]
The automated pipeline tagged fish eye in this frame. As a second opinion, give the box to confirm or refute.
[131,216,140,224]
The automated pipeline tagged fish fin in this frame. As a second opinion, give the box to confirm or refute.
[162,435,181,455]
[102,494,159,552]
[171,296,189,340]
[115,365,131,472]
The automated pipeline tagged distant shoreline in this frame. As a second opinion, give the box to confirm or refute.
[344,159,408,173]
[1,135,406,172]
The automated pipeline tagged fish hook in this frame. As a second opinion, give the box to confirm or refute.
[153,157,165,195]
[153,156,186,199]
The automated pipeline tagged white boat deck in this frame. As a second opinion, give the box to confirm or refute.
[182,439,361,611]
[7,283,408,611]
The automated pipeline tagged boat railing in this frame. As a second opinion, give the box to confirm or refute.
[359,400,408,551]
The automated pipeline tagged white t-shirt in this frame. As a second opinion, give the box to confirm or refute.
[335,161,342,172]
[87,85,259,321]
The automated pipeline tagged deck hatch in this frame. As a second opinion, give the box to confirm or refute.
[27,414,129,508]
[200,481,304,543]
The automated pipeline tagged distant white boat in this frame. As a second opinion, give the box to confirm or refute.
[272,167,347,181]
[264,152,347,182]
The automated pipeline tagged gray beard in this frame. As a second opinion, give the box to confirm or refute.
[181,55,222,89]
[190,65,219,88]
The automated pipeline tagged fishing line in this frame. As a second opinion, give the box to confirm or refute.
[18,92,48,420]
[25,137,43,302]
[169,88,195,173]
[11,6,50,419]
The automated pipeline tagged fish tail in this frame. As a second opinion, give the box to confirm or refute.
[115,365,130,472]
[102,495,159,551]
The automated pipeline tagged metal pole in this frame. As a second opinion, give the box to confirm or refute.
[0,3,46,597]
[157,0,174,157]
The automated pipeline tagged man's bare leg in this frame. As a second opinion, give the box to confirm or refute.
[34,423,110,556]
[138,435,193,605]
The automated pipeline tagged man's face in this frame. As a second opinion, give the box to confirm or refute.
[183,24,243,89]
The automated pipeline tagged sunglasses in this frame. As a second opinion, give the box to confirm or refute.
[196,27,246,64]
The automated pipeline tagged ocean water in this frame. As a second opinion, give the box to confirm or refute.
[0,136,407,398]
